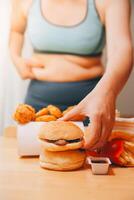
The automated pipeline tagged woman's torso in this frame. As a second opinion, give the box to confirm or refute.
[25,0,105,82]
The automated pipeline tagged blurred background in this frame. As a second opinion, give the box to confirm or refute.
[0,0,134,134]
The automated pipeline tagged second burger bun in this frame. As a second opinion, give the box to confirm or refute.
[38,121,84,151]
[40,150,86,171]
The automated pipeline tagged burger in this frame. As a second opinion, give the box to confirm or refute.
[38,121,86,171]
[38,121,84,152]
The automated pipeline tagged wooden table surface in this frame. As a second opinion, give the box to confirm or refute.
[0,136,134,200]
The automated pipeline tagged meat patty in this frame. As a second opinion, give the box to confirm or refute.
[43,138,82,146]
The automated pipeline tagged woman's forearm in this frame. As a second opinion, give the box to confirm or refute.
[95,44,133,97]
[9,30,35,80]
[9,31,24,65]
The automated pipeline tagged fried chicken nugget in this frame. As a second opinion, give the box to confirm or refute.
[35,115,57,122]
[13,104,36,124]
[47,105,62,118]
[35,107,49,118]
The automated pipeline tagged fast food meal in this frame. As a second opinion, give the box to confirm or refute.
[14,102,134,168]
[38,121,86,171]
[13,104,36,124]
[38,121,84,151]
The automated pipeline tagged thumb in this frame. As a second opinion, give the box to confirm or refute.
[59,106,83,121]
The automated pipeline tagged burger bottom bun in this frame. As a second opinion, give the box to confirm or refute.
[39,150,86,171]
[39,139,84,152]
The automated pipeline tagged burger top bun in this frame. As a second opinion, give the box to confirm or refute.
[38,121,84,140]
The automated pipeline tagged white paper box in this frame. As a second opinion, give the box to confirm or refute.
[17,121,84,157]
[17,122,44,157]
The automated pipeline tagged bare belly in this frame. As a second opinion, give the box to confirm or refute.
[33,53,104,82]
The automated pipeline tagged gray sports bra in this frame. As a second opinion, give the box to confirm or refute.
[27,0,105,56]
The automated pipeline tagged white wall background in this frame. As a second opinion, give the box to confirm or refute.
[0,0,134,134]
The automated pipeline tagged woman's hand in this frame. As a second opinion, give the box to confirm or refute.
[59,88,116,150]
[14,57,34,80]
[14,57,44,80]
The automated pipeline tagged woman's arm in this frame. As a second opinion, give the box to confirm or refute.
[60,0,133,150]
[9,0,26,62]
[9,0,31,79]
[96,0,133,96]
[87,0,133,149]
[9,0,41,79]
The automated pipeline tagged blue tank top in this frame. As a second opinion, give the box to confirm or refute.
[27,0,105,56]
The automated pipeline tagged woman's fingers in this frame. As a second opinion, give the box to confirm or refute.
[90,115,114,150]
[84,114,102,149]
[26,58,44,68]
[60,107,107,150]
[19,67,35,80]
[90,120,110,150]
[59,106,80,121]
[59,106,78,121]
